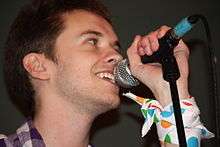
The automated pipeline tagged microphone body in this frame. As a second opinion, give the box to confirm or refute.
[114,15,199,88]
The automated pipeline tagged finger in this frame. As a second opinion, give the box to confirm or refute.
[138,47,146,56]
[140,36,150,54]
[148,32,159,52]
[140,36,153,55]
[157,25,171,38]
[137,40,146,56]
[127,35,142,66]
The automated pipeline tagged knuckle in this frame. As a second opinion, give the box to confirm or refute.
[140,37,149,46]
[160,25,171,30]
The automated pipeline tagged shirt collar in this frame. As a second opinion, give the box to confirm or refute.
[16,117,46,147]
[15,118,93,147]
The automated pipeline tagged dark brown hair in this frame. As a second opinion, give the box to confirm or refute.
[4,0,111,117]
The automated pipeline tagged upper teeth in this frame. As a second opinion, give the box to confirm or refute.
[96,72,115,82]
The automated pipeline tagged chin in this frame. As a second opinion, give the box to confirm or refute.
[108,96,120,109]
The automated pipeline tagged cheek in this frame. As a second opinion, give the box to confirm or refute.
[55,57,96,88]
[53,50,101,89]
[60,61,91,81]
[53,63,92,99]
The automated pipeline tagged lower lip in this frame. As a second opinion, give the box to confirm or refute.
[99,77,118,87]
[103,78,116,85]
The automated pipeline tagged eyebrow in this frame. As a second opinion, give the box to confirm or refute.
[80,30,103,37]
[80,30,122,50]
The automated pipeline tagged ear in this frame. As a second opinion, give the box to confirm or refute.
[23,53,50,80]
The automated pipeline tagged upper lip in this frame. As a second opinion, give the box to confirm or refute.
[96,69,114,75]
[95,65,115,75]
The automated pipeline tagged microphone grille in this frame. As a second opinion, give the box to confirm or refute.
[114,59,139,88]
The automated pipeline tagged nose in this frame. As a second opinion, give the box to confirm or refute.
[105,50,123,65]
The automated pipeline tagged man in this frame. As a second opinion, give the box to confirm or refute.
[1,0,212,146]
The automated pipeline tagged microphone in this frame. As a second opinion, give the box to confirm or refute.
[114,15,199,88]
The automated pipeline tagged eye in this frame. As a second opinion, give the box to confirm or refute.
[113,44,122,53]
[88,38,98,46]
[113,45,120,51]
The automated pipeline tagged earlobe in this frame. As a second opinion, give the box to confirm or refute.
[23,53,50,80]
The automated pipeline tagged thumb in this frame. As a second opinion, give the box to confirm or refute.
[127,35,142,67]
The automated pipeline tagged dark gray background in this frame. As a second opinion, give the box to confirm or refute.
[0,0,220,147]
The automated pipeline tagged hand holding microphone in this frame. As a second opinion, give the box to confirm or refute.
[114,15,199,105]
[115,25,191,106]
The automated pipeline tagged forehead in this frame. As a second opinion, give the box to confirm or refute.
[61,10,118,39]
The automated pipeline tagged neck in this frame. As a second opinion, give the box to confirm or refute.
[33,93,95,147]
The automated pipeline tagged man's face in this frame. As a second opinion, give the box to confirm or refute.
[50,10,122,114]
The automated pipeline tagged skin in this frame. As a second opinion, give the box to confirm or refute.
[128,26,190,107]
[23,10,190,147]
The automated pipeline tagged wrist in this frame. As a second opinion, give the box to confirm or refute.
[176,79,190,99]
[153,79,190,106]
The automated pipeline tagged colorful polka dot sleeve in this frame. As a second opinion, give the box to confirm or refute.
[123,92,214,146]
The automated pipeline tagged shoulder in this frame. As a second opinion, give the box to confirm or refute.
[0,133,19,147]
[0,134,7,139]
[0,134,8,146]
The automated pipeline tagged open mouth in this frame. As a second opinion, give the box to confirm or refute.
[96,72,116,84]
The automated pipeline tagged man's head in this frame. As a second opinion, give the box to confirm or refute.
[4,0,122,117]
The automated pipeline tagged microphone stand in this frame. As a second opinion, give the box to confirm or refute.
[141,30,188,146]
[161,55,187,147]
[151,30,187,147]
[142,28,194,147]
[142,37,187,146]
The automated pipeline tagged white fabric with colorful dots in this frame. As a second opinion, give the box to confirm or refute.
[123,92,214,147]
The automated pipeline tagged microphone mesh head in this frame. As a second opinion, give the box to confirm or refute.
[114,59,139,88]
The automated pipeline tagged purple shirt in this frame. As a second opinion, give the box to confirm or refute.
[0,118,92,147]
[0,118,46,147]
